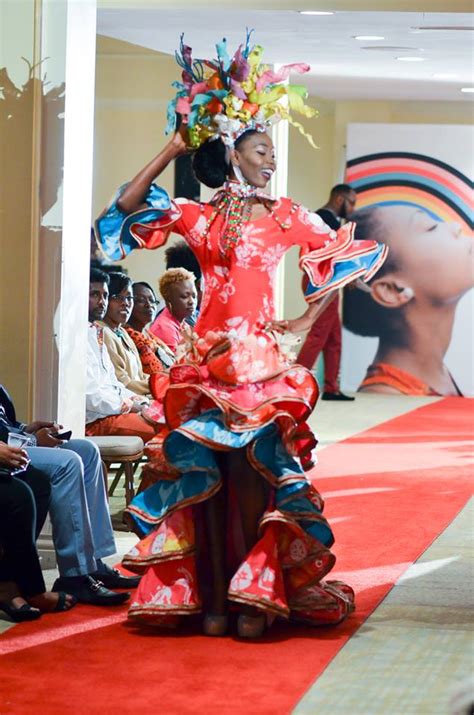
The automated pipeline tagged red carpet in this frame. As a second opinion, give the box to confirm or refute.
[1,397,472,715]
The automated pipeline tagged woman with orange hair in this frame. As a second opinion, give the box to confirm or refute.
[149,268,197,354]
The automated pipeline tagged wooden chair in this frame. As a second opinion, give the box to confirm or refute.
[87,436,144,506]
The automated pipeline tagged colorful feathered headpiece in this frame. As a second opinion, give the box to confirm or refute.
[166,31,318,150]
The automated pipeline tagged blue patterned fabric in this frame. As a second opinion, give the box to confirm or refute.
[128,409,334,547]
[304,243,387,301]
[95,184,173,261]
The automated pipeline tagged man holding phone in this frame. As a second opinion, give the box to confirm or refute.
[0,385,140,606]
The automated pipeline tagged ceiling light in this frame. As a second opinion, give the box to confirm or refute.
[433,73,458,79]
[396,56,425,62]
[461,87,474,93]
[354,35,385,41]
[411,26,474,31]
[299,11,334,15]
[362,46,418,52]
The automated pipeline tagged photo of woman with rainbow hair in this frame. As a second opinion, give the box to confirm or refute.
[343,150,473,396]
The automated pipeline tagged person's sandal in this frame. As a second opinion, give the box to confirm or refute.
[0,600,41,622]
[237,612,266,639]
[203,613,228,637]
[53,591,77,612]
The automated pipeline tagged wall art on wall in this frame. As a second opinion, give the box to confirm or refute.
[342,123,473,396]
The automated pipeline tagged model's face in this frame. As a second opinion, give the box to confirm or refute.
[167,279,197,322]
[231,133,276,188]
[89,282,109,322]
[130,285,157,328]
[106,283,134,326]
[380,206,473,303]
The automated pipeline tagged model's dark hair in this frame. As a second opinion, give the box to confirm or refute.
[165,240,202,280]
[192,129,260,189]
[132,281,157,301]
[343,207,406,344]
[90,267,110,285]
[107,271,132,297]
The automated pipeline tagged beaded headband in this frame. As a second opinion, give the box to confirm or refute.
[166,31,318,150]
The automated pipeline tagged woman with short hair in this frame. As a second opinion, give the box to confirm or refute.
[149,268,197,353]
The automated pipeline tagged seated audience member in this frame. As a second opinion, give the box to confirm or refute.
[149,268,197,353]
[98,272,150,396]
[0,445,76,620]
[125,282,175,372]
[86,269,162,440]
[164,240,202,326]
[0,384,140,605]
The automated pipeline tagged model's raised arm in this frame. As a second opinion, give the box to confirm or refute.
[117,129,188,214]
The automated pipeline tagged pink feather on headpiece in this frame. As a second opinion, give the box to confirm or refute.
[256,63,311,93]
[229,78,247,100]
[232,45,251,82]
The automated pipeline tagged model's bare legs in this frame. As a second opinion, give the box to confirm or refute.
[203,448,268,636]
[203,483,227,618]
[229,450,268,637]
[229,450,267,552]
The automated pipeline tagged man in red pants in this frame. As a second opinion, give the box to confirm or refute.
[298,184,357,401]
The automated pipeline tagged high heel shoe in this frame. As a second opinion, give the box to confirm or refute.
[203,613,228,637]
[0,600,41,622]
[237,612,266,639]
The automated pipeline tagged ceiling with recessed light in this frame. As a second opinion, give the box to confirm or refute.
[97,9,474,101]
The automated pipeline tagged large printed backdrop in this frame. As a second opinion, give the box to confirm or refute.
[342,123,474,396]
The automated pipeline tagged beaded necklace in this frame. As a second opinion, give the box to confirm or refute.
[200,180,296,258]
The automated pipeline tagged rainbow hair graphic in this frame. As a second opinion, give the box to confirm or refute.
[346,152,473,234]
[166,31,318,150]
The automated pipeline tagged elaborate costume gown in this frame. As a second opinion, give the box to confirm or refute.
[97,183,387,626]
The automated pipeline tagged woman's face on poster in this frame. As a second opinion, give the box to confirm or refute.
[377,206,473,303]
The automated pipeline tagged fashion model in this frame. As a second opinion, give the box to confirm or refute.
[96,34,387,638]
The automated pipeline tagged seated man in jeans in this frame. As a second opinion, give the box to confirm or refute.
[0,385,140,605]
[86,268,163,440]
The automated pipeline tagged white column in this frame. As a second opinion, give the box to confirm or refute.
[56,0,97,435]
[34,0,97,436]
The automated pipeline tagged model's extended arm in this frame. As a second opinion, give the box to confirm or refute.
[117,129,188,214]
[267,292,337,334]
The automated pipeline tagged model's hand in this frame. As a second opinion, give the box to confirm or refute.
[0,444,29,470]
[170,125,189,157]
[267,316,313,334]
[25,420,59,434]
[35,427,63,448]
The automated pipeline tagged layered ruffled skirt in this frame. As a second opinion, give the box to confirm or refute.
[122,329,355,626]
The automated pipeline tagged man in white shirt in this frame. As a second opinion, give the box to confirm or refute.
[85,269,161,442]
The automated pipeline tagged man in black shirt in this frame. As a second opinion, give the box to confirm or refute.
[298,184,357,401]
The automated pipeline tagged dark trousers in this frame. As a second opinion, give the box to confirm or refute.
[297,295,342,393]
[0,466,51,597]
